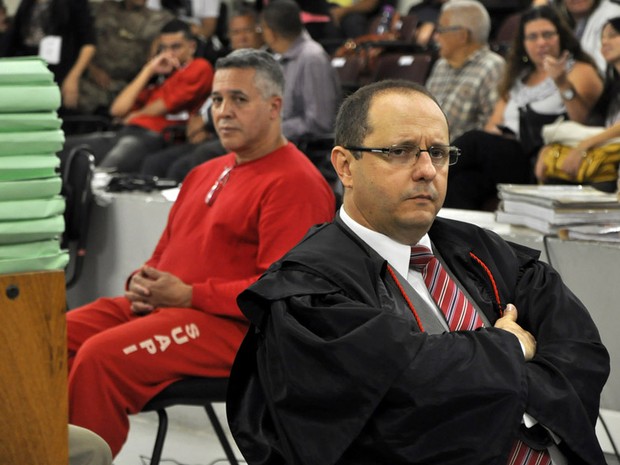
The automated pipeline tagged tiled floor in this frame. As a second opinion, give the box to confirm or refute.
[114,404,620,465]
[114,404,245,465]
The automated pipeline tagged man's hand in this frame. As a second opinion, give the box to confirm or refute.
[125,265,193,315]
[494,304,537,361]
[147,51,181,76]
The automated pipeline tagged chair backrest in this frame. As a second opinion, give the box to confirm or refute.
[372,52,433,85]
[331,54,365,93]
[398,14,418,43]
[490,12,521,57]
[60,145,96,288]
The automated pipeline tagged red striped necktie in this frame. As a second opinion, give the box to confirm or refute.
[410,245,552,465]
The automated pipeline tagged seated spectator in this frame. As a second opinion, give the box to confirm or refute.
[444,5,603,210]
[76,0,173,116]
[261,0,341,143]
[66,49,335,458]
[147,0,222,45]
[554,0,620,73]
[59,19,213,173]
[426,0,505,141]
[0,0,96,113]
[535,16,620,191]
[140,6,265,181]
[408,0,447,48]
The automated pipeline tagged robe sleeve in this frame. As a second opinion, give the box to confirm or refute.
[514,259,609,464]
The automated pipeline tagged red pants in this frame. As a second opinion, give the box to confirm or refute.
[67,297,247,456]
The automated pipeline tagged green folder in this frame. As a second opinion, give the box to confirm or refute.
[0,177,62,201]
[0,112,62,132]
[0,239,62,259]
[0,155,60,181]
[0,57,55,85]
[0,130,65,156]
[0,215,65,244]
[0,196,65,221]
[0,85,61,112]
[0,251,69,274]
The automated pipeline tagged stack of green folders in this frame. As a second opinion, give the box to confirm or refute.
[0,57,69,274]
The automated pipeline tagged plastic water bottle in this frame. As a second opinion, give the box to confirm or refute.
[375,5,395,35]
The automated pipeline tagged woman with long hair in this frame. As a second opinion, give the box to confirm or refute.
[554,0,620,73]
[534,16,620,191]
[444,5,603,210]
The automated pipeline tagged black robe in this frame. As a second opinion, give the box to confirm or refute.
[227,216,609,465]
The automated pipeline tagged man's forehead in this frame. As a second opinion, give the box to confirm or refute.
[160,31,186,42]
[366,91,449,138]
[230,16,254,28]
[213,69,257,94]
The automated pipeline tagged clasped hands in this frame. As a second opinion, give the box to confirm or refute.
[125,265,193,315]
[494,304,537,361]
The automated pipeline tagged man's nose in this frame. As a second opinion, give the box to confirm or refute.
[412,150,437,180]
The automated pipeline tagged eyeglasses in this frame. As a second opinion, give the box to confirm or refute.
[344,144,460,167]
[205,165,234,205]
[524,30,558,42]
[435,25,464,34]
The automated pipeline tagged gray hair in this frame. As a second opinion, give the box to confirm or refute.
[215,48,284,99]
[441,0,491,44]
[334,80,445,150]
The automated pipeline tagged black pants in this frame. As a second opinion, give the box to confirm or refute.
[59,125,165,173]
[140,138,227,183]
[444,130,532,210]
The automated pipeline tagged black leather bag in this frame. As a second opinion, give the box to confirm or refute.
[518,104,566,158]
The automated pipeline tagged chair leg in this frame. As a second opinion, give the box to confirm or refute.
[150,409,169,465]
[204,404,239,465]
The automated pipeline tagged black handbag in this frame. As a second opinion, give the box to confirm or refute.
[518,104,566,158]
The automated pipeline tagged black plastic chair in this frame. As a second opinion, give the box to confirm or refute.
[60,145,96,289]
[372,51,434,85]
[141,378,241,465]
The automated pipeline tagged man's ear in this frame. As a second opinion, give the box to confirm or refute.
[331,146,354,189]
[269,95,283,119]
[188,38,198,56]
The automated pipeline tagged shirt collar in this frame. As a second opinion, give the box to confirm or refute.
[340,206,432,278]
[280,30,311,62]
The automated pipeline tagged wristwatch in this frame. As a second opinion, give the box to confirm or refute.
[560,87,575,101]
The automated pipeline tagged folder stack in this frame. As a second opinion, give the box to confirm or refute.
[0,57,69,274]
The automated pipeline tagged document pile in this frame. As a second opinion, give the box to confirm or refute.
[0,57,68,274]
[495,184,620,237]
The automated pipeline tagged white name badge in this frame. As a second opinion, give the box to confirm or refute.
[39,35,62,65]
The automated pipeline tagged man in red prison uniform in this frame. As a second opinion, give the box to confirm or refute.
[66,48,336,457]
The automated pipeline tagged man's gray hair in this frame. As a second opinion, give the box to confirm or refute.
[215,48,284,99]
[441,0,491,44]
